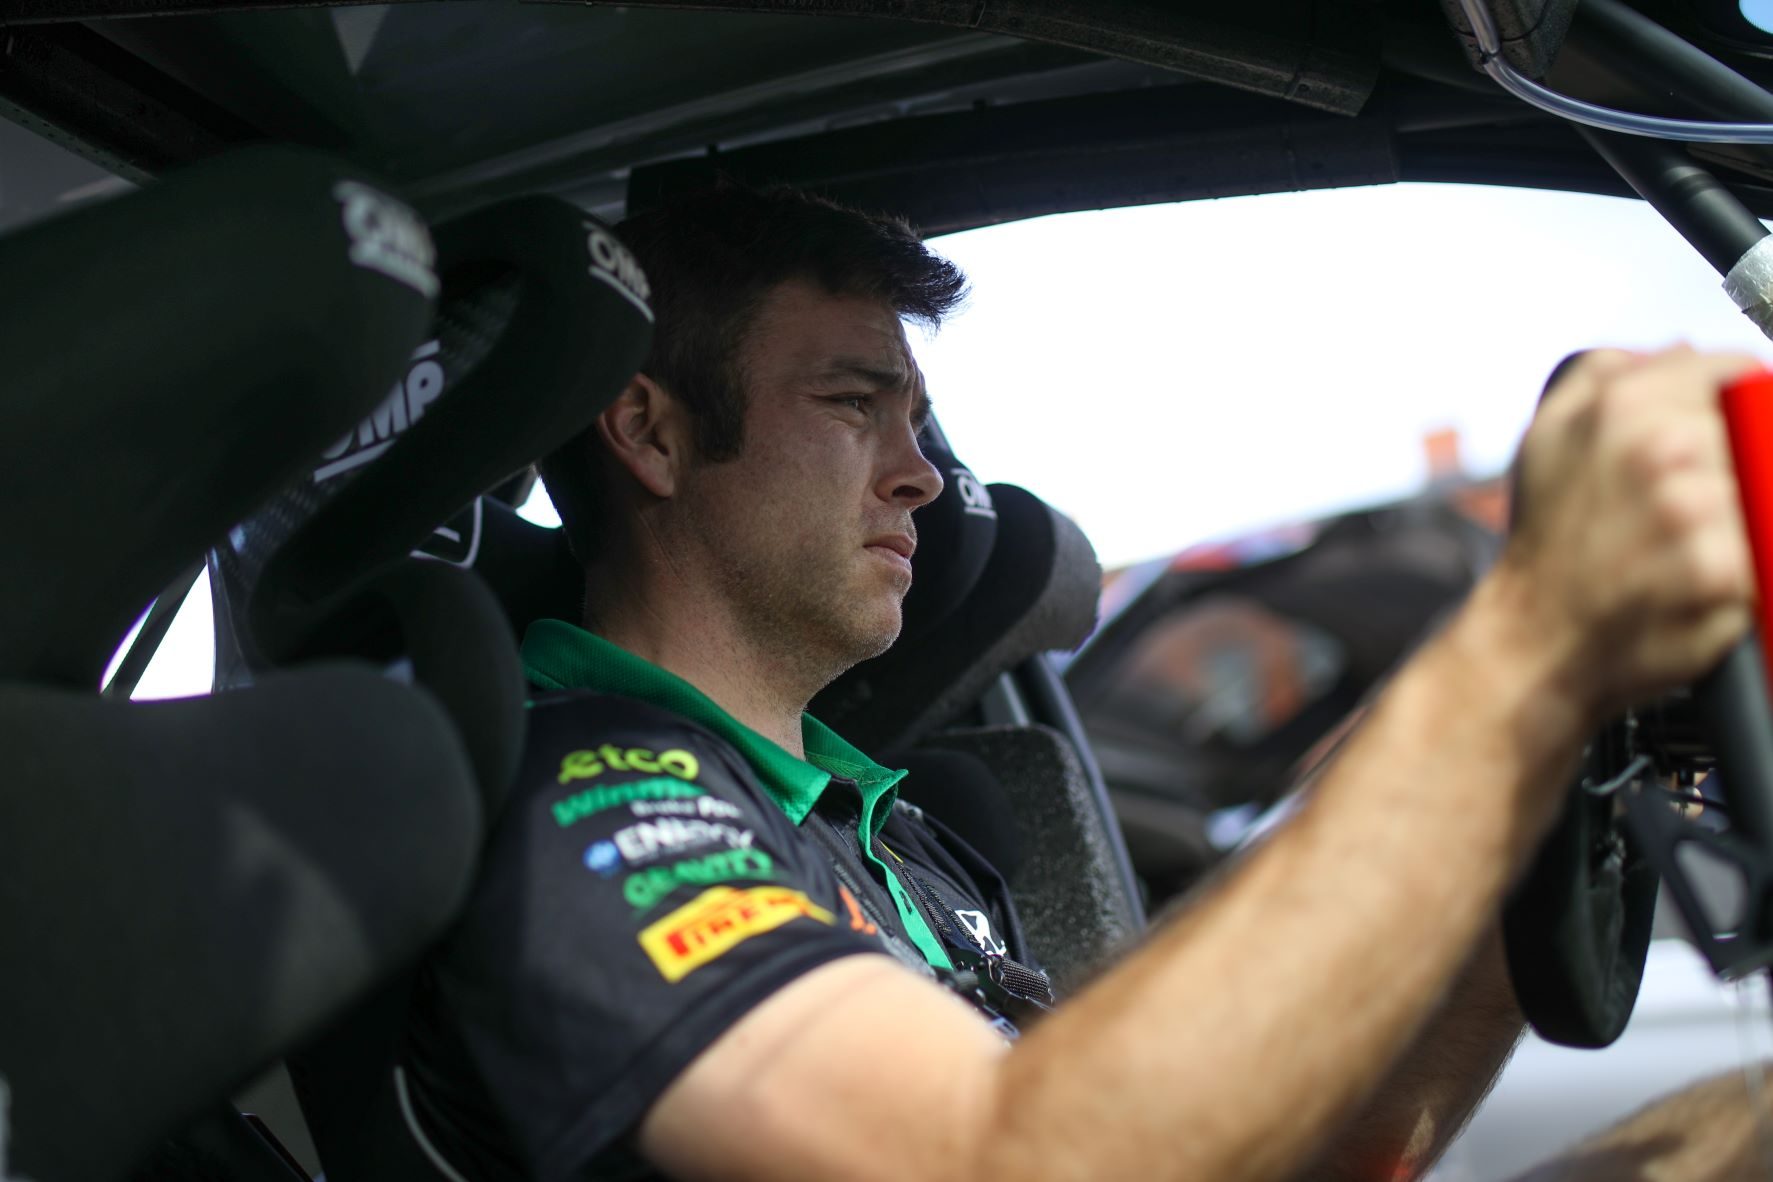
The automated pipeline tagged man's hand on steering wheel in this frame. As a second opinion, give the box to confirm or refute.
[1503,345,1762,729]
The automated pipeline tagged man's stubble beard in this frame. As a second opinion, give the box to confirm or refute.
[701,515,904,696]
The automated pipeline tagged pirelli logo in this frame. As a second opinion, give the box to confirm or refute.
[638,886,834,983]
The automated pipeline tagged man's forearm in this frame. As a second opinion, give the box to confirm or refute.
[984,573,1587,1182]
[1308,925,1526,1182]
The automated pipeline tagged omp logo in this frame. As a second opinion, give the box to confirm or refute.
[557,745,698,785]
[0,1076,31,1182]
[629,795,742,820]
[612,818,752,862]
[314,340,445,481]
[583,222,653,322]
[622,848,775,910]
[553,776,703,827]
[638,885,833,982]
[953,468,995,519]
[333,180,438,297]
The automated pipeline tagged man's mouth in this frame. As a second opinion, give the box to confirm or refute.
[865,532,915,572]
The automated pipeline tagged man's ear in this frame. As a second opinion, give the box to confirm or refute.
[596,372,686,499]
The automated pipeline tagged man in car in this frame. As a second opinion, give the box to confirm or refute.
[400,182,1769,1182]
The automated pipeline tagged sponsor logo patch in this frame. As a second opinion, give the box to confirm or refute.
[628,795,742,819]
[639,886,834,982]
[612,818,752,863]
[553,777,703,827]
[558,745,699,786]
[315,340,445,481]
[622,849,775,910]
[584,221,653,321]
[953,468,996,519]
[333,180,438,297]
[955,909,1007,957]
[838,885,877,935]
[583,840,623,876]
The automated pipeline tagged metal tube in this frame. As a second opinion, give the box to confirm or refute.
[1697,646,1773,847]
[1582,130,1773,855]
[1576,0,1773,124]
[1579,128,1767,272]
[101,560,202,700]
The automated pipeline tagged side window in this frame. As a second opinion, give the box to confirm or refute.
[1093,596,1344,750]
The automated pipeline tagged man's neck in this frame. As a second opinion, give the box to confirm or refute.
[585,573,816,759]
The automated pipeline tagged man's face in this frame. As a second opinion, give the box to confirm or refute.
[673,278,943,680]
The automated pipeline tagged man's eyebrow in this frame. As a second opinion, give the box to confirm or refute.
[813,359,911,389]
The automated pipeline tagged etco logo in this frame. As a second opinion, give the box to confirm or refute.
[952,467,995,519]
[557,744,699,785]
[332,180,438,298]
[314,340,445,481]
[583,222,653,322]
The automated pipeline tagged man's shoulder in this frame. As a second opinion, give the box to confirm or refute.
[524,688,734,761]
[515,688,770,820]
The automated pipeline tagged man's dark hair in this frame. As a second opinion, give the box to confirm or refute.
[537,182,968,563]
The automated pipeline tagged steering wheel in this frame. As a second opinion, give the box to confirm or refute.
[1503,732,1661,1047]
[1502,348,1773,1045]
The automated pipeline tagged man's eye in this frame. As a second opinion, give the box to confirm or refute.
[832,395,870,412]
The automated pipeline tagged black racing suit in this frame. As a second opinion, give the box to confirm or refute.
[400,690,1049,1181]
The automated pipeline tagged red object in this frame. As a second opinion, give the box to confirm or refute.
[1721,370,1773,674]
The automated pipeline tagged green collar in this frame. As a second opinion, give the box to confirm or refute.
[522,618,950,972]
[521,618,907,840]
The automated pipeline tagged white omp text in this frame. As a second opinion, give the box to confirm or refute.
[954,468,995,519]
[583,222,654,321]
[314,341,444,481]
[333,180,439,298]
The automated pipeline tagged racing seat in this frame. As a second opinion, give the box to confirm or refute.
[201,195,653,1181]
[0,146,492,1182]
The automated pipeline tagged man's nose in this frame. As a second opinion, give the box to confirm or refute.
[885,430,944,509]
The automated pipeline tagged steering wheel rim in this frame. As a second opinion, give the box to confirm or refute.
[1502,744,1660,1048]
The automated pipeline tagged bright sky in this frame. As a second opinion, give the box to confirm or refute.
[123,181,1773,699]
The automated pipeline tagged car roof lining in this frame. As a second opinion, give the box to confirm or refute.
[11,0,1773,233]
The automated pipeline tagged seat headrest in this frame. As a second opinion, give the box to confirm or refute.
[0,145,437,687]
[813,483,1100,753]
[899,428,997,644]
[377,426,996,667]
[210,197,652,674]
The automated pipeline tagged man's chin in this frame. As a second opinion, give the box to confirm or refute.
[841,603,904,665]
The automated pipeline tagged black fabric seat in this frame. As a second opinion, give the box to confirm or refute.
[0,146,498,1182]
[195,196,654,1182]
